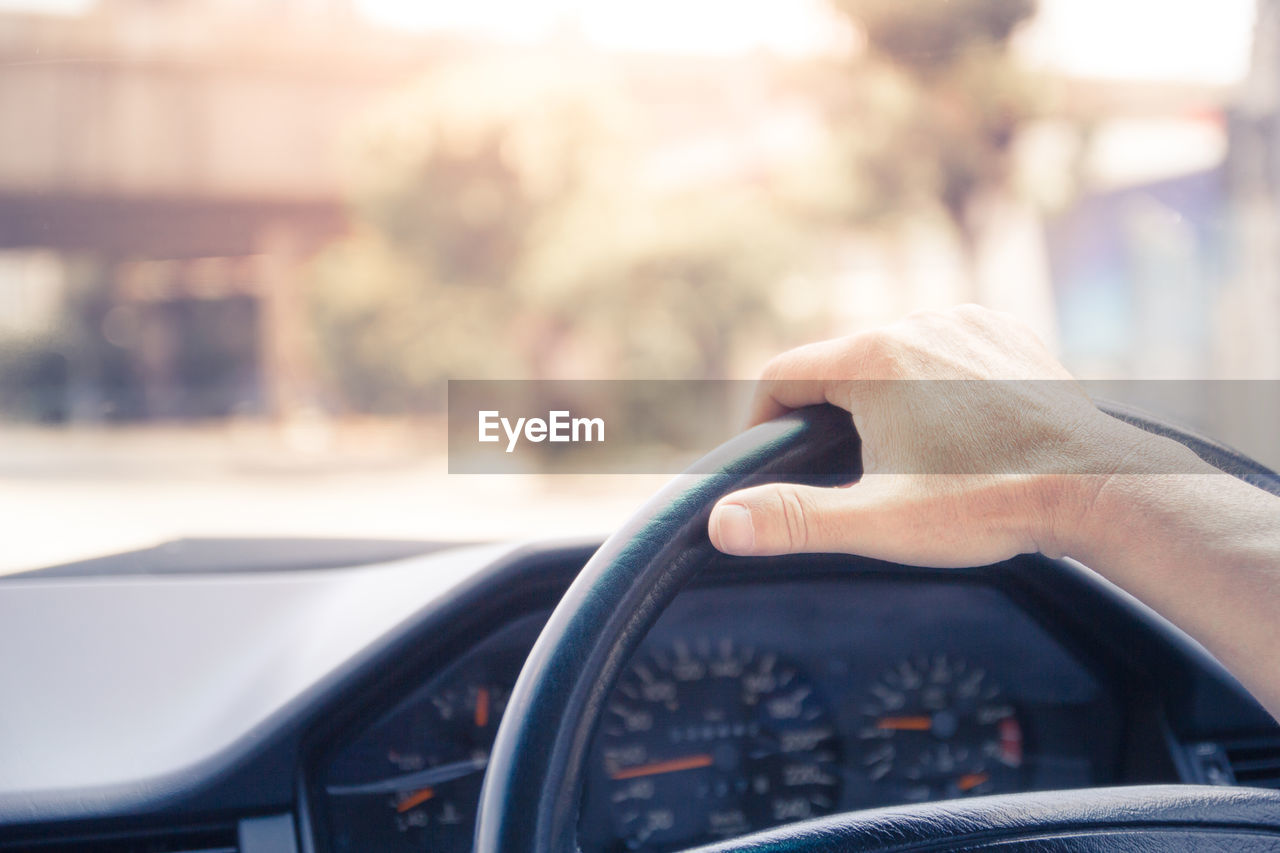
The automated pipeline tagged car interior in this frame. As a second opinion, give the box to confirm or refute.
[3,0,1280,851]
[3,404,1280,852]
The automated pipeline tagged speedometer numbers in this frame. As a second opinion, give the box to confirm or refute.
[855,656,1024,804]
[596,639,840,851]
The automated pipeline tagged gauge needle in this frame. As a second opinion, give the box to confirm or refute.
[325,755,489,797]
[475,687,490,728]
[396,787,435,813]
[609,753,714,781]
[876,715,933,731]
[956,773,990,792]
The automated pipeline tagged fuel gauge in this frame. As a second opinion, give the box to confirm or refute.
[325,683,511,853]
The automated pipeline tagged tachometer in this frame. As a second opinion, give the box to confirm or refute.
[591,638,840,851]
[854,655,1024,804]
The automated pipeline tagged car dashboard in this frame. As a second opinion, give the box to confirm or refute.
[318,575,1120,852]
[0,540,1277,853]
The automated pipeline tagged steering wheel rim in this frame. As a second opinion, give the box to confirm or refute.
[475,403,1280,853]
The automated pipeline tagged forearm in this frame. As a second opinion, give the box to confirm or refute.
[1061,428,1280,718]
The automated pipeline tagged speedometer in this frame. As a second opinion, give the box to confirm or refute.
[591,638,840,851]
[854,655,1024,805]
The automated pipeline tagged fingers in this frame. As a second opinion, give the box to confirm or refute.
[709,480,902,558]
[746,337,866,427]
[743,307,1064,429]
[710,475,1040,567]
[718,307,1074,566]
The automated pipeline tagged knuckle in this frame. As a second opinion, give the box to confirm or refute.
[845,329,901,379]
[773,485,814,552]
[846,329,885,362]
[905,308,946,326]
[953,303,1016,331]
[952,303,990,321]
[760,340,826,382]
[759,352,791,383]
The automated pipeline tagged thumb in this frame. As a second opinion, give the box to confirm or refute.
[708,482,854,556]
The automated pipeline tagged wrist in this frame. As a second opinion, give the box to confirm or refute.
[1033,412,1209,561]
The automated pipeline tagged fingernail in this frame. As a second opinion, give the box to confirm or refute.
[714,504,755,554]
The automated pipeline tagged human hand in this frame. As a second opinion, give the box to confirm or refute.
[708,305,1156,566]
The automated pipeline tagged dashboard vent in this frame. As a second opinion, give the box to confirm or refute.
[0,826,237,853]
[1224,739,1280,790]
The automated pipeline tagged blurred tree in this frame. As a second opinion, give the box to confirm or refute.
[813,0,1038,284]
[521,184,800,379]
[309,226,529,412]
[309,54,808,412]
[308,56,624,410]
[840,0,1033,73]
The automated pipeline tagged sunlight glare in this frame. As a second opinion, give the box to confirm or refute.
[356,0,846,56]
[1020,0,1257,85]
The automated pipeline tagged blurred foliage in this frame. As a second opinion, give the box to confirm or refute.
[816,0,1038,247]
[520,186,801,379]
[839,0,1034,73]
[310,0,1037,412]
[310,225,528,412]
[340,58,626,290]
[309,56,805,411]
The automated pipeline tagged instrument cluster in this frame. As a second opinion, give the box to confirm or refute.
[318,578,1120,852]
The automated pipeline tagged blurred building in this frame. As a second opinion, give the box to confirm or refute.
[1040,2,1280,388]
[0,0,430,420]
[1224,0,1280,380]
[1034,12,1280,462]
[0,0,837,421]
[1039,78,1234,380]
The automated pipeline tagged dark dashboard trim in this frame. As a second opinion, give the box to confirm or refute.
[9,537,466,580]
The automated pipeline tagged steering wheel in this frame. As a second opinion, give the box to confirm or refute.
[475,404,1280,852]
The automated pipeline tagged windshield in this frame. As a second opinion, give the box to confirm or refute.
[0,0,1273,573]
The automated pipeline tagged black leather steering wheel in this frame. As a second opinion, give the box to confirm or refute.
[475,404,1280,852]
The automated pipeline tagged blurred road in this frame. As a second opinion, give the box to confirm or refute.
[8,397,1276,577]
[0,421,667,576]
